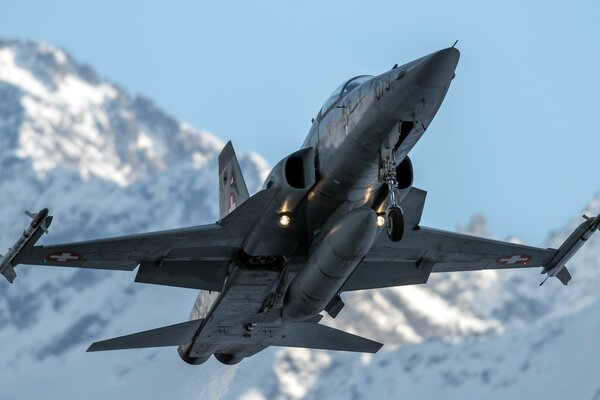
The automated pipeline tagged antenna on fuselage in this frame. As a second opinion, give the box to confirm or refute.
[452,40,458,48]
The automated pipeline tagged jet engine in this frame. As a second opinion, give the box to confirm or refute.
[243,148,317,255]
[178,345,210,365]
[176,291,219,365]
[262,147,317,193]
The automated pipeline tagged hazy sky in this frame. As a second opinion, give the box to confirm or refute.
[1,0,599,245]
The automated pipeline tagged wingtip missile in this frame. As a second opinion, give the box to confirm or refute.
[26,208,50,233]
[589,213,600,232]
[541,213,600,285]
[0,208,53,283]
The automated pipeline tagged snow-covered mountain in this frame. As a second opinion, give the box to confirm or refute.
[0,39,599,400]
[0,39,270,398]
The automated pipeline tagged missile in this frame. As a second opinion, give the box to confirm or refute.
[0,208,53,283]
[540,213,600,286]
[282,207,378,321]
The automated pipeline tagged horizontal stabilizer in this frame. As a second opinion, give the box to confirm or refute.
[87,319,202,352]
[274,323,383,353]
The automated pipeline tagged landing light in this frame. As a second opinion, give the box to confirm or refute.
[377,215,386,227]
[279,214,291,227]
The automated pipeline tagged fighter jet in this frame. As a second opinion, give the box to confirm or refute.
[1,47,598,366]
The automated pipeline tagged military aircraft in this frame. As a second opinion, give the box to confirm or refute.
[1,46,598,366]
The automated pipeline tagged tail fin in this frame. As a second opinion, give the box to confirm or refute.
[219,141,249,219]
[87,319,202,352]
[274,323,383,353]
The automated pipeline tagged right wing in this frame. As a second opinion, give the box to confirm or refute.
[365,226,557,273]
[274,322,383,353]
[343,187,599,291]
[8,188,278,290]
[343,227,557,291]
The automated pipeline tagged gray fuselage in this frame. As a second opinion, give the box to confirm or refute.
[181,48,460,365]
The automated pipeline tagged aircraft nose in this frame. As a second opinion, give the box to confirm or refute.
[408,47,460,87]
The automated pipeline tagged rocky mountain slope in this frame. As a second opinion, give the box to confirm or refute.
[0,39,598,400]
[0,39,268,398]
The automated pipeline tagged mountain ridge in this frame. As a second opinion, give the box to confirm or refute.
[0,39,598,400]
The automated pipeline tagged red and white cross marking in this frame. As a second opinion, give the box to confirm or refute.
[496,254,531,266]
[228,192,237,213]
[46,252,82,263]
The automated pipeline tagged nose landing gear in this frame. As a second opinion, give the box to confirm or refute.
[386,206,404,242]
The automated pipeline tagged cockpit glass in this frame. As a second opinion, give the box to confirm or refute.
[319,75,373,116]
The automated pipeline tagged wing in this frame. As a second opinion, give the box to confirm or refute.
[12,189,278,290]
[343,187,559,291]
[367,226,557,273]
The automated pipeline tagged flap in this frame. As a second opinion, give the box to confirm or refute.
[342,260,431,291]
[135,260,230,291]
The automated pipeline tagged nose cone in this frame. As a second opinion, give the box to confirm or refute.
[408,47,460,88]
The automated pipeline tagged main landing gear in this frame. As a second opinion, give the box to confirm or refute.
[381,155,405,242]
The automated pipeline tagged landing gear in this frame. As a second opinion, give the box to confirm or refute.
[386,206,404,242]
[380,143,405,242]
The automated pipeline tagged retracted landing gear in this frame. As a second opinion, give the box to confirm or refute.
[381,153,405,242]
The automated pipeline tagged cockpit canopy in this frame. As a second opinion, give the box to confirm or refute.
[319,75,373,116]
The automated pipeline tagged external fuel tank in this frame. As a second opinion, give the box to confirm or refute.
[282,207,378,321]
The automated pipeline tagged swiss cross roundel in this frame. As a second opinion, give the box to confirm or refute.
[496,254,531,266]
[228,192,237,212]
[46,252,82,263]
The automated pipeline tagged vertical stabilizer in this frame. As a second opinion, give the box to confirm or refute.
[219,141,250,219]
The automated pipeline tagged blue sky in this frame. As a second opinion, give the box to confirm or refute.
[1,0,599,245]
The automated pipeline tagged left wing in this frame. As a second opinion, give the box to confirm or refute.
[15,224,226,271]
[343,187,599,291]
[3,189,278,290]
